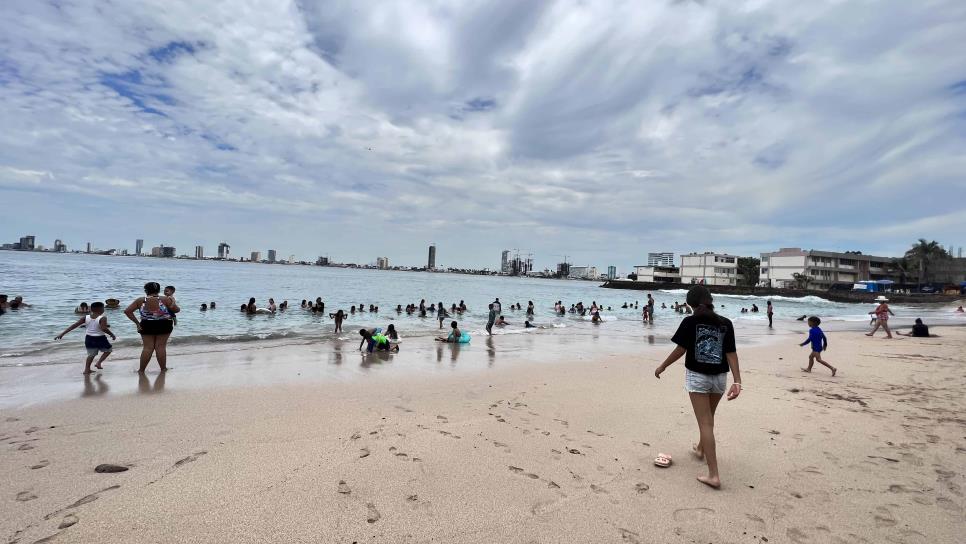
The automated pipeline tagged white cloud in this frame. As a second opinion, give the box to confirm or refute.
[1,0,964,268]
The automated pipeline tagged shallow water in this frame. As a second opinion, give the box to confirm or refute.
[1,251,962,368]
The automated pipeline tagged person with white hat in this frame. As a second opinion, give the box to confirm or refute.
[866,296,894,338]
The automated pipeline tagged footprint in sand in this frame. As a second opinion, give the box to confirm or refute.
[617,528,642,543]
[17,443,34,451]
[16,491,38,502]
[173,451,208,468]
[873,506,897,527]
[337,480,351,494]
[508,466,524,473]
[634,483,650,493]
[30,460,50,470]
[366,503,381,523]
[436,415,448,421]
[58,513,79,529]
[43,485,120,521]
[359,448,370,459]
[590,484,608,494]
[24,426,40,434]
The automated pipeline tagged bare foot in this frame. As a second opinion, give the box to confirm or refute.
[691,445,704,460]
[831,368,837,377]
[865,333,873,336]
[94,363,103,369]
[83,370,93,375]
[800,368,811,372]
[697,475,721,489]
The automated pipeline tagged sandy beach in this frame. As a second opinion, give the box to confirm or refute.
[2,326,964,543]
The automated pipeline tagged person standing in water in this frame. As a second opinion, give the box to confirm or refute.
[486,303,497,335]
[766,300,774,328]
[124,282,179,373]
[654,285,742,489]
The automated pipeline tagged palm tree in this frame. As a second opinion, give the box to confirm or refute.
[904,239,949,286]
[792,272,812,290]
[890,257,910,285]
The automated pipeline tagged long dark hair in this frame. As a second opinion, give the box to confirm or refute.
[144,282,161,295]
[686,285,727,325]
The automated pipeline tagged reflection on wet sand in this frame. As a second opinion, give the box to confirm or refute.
[435,343,462,364]
[486,336,496,365]
[81,373,109,398]
[137,371,166,395]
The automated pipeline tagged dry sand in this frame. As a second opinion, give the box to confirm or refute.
[2,327,964,543]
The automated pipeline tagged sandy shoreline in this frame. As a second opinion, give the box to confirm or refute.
[2,327,964,543]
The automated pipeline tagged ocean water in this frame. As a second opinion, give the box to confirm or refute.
[1,251,962,366]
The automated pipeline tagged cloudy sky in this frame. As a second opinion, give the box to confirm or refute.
[1,0,964,270]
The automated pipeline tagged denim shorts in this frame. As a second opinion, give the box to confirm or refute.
[85,335,112,357]
[685,369,727,394]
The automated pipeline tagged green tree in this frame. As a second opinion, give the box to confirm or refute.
[904,239,950,285]
[737,257,760,287]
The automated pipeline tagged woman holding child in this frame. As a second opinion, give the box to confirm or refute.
[124,282,179,373]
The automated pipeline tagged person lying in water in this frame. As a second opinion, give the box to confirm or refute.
[358,327,398,352]
[436,321,464,343]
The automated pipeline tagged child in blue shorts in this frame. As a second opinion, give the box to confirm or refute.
[55,301,117,374]
[800,316,836,376]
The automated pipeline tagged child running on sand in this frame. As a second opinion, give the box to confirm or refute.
[654,286,742,489]
[55,301,117,374]
[800,317,836,376]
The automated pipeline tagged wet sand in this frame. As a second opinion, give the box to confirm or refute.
[2,327,964,543]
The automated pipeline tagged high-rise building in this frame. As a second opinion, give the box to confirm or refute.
[316,256,330,266]
[151,246,161,257]
[647,252,675,267]
[136,239,144,255]
[217,242,231,259]
[195,246,204,259]
[251,251,261,262]
[161,246,176,258]
[607,266,617,280]
[376,256,389,269]
[427,244,436,269]
[501,250,510,274]
[267,249,277,263]
[53,239,66,252]
[19,235,36,251]
[86,242,92,253]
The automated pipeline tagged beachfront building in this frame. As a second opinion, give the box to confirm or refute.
[680,252,738,286]
[759,248,898,289]
[647,252,674,267]
[217,242,230,260]
[376,256,389,269]
[633,265,681,283]
[194,246,204,259]
[568,266,598,280]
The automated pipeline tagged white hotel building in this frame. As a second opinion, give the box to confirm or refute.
[679,252,738,286]
[759,248,898,289]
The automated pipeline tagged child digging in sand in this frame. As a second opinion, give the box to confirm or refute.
[654,285,742,489]
[54,301,117,374]
[800,316,836,376]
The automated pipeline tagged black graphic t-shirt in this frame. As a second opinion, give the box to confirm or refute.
[671,314,737,375]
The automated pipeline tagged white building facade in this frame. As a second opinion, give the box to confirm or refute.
[647,252,675,267]
[633,265,681,283]
[680,252,738,286]
[759,248,897,289]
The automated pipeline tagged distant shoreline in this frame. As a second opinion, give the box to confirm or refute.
[600,279,964,305]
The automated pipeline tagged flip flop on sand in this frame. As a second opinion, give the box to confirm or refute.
[654,453,672,468]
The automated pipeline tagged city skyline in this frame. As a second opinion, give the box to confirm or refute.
[1,2,964,272]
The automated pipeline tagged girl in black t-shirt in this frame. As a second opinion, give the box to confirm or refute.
[654,285,742,489]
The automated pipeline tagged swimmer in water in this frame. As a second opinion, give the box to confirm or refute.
[436,321,464,343]
[75,302,90,314]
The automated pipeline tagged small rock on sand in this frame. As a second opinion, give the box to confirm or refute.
[366,502,381,523]
[337,480,351,494]
[95,464,129,473]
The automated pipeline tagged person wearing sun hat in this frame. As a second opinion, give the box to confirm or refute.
[866,295,895,338]
[653,285,742,489]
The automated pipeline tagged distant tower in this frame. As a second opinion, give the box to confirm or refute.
[501,250,510,274]
[607,265,617,280]
[136,239,144,255]
[428,244,436,270]
[218,242,230,259]
[86,242,92,253]
[268,249,277,263]
[54,239,66,252]
[195,246,204,259]
[250,251,261,262]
